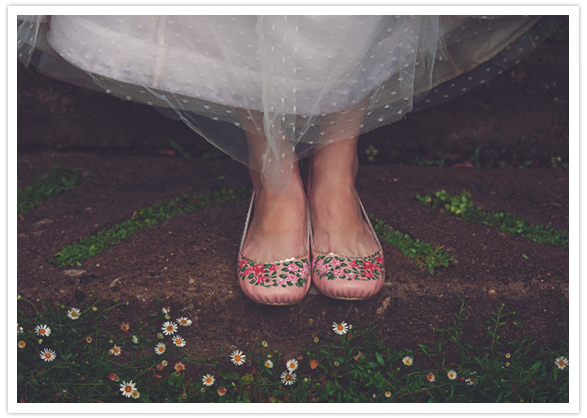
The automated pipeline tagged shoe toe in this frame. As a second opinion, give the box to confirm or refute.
[311,254,385,300]
[313,273,384,300]
[237,256,311,306]
[241,280,309,305]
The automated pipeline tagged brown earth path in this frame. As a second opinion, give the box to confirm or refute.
[17,30,569,363]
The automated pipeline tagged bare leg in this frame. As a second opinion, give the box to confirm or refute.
[238,110,307,262]
[308,102,379,257]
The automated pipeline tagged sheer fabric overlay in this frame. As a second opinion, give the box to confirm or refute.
[18,15,548,188]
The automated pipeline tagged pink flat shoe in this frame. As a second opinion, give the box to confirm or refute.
[310,199,385,300]
[236,192,311,306]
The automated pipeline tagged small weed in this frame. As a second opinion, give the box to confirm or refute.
[50,186,250,267]
[550,156,568,169]
[18,165,91,215]
[199,149,225,161]
[16,296,569,403]
[415,190,568,248]
[409,154,446,167]
[365,145,379,162]
[168,140,192,160]
[546,20,569,43]
[371,216,454,275]
[470,146,484,168]
[518,160,534,169]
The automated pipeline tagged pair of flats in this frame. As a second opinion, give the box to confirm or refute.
[236,192,385,305]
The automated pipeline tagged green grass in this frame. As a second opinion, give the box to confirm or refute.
[18,165,91,215]
[415,190,569,248]
[16,295,569,403]
[50,186,250,267]
[371,216,454,275]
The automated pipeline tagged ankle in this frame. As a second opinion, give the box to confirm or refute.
[308,179,358,212]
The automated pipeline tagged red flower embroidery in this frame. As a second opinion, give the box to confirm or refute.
[251,264,265,276]
[375,256,384,265]
[362,261,375,271]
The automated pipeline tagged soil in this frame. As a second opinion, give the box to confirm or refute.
[17,32,569,366]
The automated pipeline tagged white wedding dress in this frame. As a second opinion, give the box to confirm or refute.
[18,15,548,185]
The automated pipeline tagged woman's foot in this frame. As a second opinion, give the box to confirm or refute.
[238,167,312,306]
[307,137,384,300]
[241,171,308,263]
[308,181,379,257]
[308,142,379,258]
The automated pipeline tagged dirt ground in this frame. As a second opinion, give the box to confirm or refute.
[17,26,569,363]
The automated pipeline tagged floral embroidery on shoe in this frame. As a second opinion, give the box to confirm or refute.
[312,252,384,282]
[238,256,310,288]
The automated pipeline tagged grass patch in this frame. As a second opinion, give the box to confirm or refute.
[371,216,454,275]
[50,186,250,267]
[16,295,569,403]
[415,190,569,248]
[18,165,91,215]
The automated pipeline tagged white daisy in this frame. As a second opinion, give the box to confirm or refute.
[280,370,297,385]
[109,345,122,356]
[154,343,166,355]
[40,348,57,362]
[230,350,246,366]
[402,356,413,366]
[447,369,457,380]
[177,317,192,326]
[162,306,171,314]
[131,335,139,344]
[265,359,274,369]
[67,308,81,320]
[35,324,51,337]
[202,374,215,386]
[286,358,299,372]
[161,321,178,335]
[465,377,477,386]
[172,335,186,348]
[119,381,137,398]
[332,321,349,335]
[555,356,569,370]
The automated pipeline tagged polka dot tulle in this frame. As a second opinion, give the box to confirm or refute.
[17,15,552,184]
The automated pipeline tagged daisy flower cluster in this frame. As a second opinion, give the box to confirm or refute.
[18,323,58,362]
[154,306,192,356]
[280,358,298,386]
[119,380,140,399]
